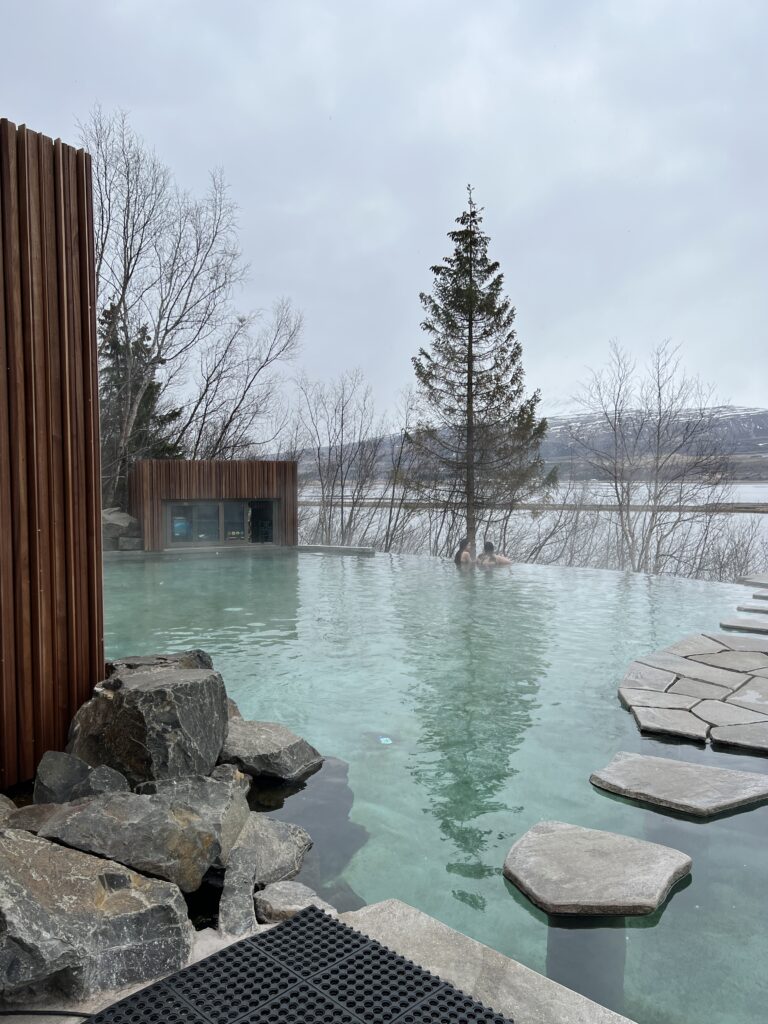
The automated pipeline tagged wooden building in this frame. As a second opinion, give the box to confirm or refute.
[0,119,103,788]
[128,459,299,551]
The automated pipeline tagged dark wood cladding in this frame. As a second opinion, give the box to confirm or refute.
[0,118,103,789]
[128,459,299,550]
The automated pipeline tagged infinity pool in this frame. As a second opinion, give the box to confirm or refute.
[104,552,767,1024]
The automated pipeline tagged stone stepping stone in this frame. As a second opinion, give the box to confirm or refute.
[692,699,768,727]
[689,650,768,672]
[632,706,709,742]
[737,573,768,588]
[590,751,768,816]
[502,821,691,915]
[618,688,698,711]
[638,652,748,689]
[737,604,768,614]
[664,634,726,657]
[706,632,768,654]
[727,676,768,714]
[668,677,732,701]
[720,617,768,635]
[711,723,768,754]
[752,592,768,601]
[619,662,676,691]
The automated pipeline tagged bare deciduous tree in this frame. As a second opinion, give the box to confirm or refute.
[569,341,732,575]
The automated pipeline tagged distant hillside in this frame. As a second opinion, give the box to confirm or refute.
[541,406,768,480]
[295,405,768,483]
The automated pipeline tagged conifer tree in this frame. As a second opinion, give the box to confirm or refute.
[412,187,553,552]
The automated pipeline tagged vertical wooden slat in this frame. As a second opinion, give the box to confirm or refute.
[0,121,18,788]
[0,119,103,787]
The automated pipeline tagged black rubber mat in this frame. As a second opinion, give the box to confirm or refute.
[90,905,513,1023]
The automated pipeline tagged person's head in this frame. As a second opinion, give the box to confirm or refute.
[483,541,494,554]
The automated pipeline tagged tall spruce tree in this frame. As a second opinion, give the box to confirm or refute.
[99,303,183,508]
[412,187,553,552]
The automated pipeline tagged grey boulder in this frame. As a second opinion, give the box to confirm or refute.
[136,764,250,867]
[590,751,768,816]
[4,803,62,834]
[0,827,192,999]
[220,719,323,782]
[104,649,214,679]
[67,667,228,785]
[36,791,221,892]
[33,750,91,804]
[218,814,312,935]
[70,764,130,800]
[101,508,141,551]
[503,820,691,915]
[0,794,16,823]
[254,881,337,923]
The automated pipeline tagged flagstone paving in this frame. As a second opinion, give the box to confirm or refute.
[618,584,768,751]
[590,751,768,816]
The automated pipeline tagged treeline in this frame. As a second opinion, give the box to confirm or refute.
[90,109,766,581]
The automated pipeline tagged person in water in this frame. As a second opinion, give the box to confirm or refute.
[454,537,474,565]
[477,540,511,567]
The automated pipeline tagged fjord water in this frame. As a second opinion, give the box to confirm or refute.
[104,553,767,1024]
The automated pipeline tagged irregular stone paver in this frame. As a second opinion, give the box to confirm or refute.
[737,605,768,615]
[632,706,709,742]
[619,662,676,691]
[618,688,699,711]
[706,633,768,654]
[638,652,748,689]
[0,827,192,999]
[710,723,768,754]
[220,719,323,781]
[665,634,726,657]
[590,751,768,816]
[692,699,768,727]
[752,592,768,601]
[502,821,691,915]
[668,677,733,701]
[737,573,768,588]
[690,650,768,671]
[254,881,337,923]
[727,676,768,714]
[720,617,768,635]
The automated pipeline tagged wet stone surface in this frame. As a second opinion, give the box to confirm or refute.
[590,751,768,816]
[502,821,691,915]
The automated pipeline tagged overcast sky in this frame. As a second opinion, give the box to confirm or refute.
[2,0,766,415]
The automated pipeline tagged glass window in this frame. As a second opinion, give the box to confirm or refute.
[195,503,220,542]
[223,502,247,541]
[170,504,193,541]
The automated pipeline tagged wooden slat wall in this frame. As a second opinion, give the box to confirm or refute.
[0,119,103,789]
[128,459,298,551]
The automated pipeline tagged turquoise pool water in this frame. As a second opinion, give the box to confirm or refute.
[104,552,767,1024]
